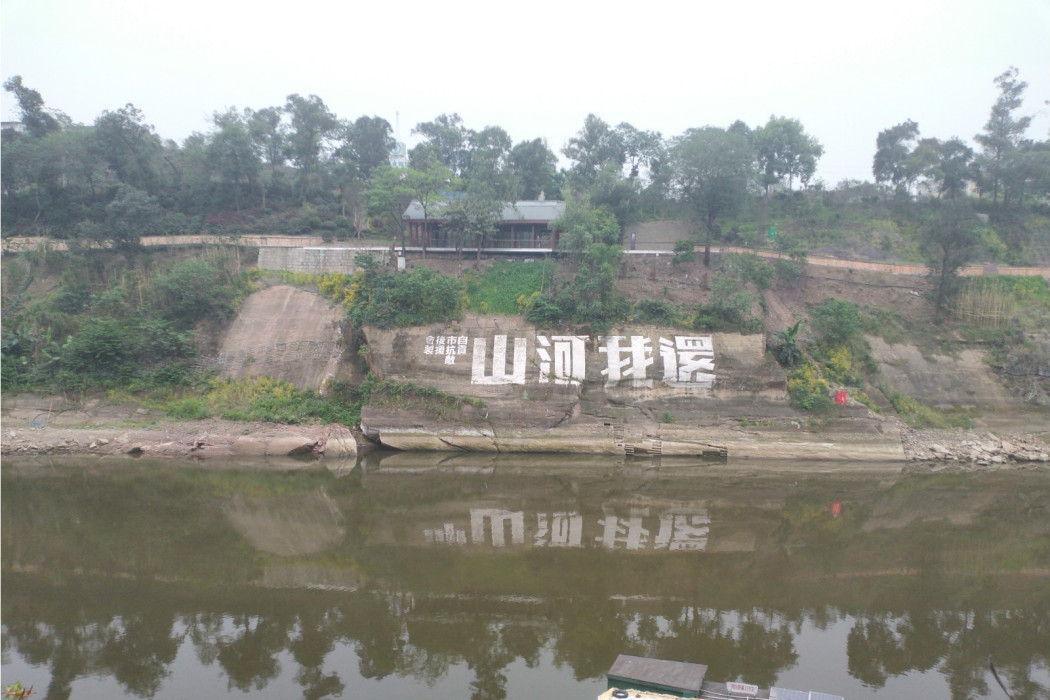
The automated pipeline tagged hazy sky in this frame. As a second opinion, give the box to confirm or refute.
[2,0,1048,185]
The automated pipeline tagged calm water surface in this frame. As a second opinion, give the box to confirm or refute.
[2,453,1048,699]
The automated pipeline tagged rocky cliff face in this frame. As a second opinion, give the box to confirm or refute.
[358,314,895,459]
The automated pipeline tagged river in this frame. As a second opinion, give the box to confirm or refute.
[2,453,1048,699]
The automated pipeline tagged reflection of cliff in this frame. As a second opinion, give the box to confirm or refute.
[224,489,345,556]
[4,460,1050,699]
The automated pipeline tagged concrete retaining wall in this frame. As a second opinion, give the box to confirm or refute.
[258,247,390,274]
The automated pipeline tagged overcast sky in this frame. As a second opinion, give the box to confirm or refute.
[3,0,1048,186]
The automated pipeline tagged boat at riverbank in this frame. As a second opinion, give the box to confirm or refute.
[601,655,844,700]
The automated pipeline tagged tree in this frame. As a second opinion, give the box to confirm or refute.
[245,106,287,208]
[441,195,500,260]
[95,104,163,195]
[912,137,973,199]
[562,114,625,191]
[207,108,259,212]
[462,125,516,200]
[410,113,472,176]
[552,192,621,254]
[283,94,340,204]
[508,138,560,200]
[616,122,664,182]
[753,116,823,193]
[104,184,162,249]
[669,126,755,266]
[403,155,458,257]
[3,76,61,138]
[341,115,395,180]
[918,200,983,322]
[365,165,414,244]
[331,116,394,231]
[974,67,1033,207]
[873,120,920,196]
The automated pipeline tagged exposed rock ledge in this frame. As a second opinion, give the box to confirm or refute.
[901,428,1050,466]
[1,420,358,463]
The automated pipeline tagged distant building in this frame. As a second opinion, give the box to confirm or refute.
[1,121,26,134]
[389,140,408,168]
[403,199,565,249]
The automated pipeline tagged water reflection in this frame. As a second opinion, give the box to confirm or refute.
[3,454,1049,699]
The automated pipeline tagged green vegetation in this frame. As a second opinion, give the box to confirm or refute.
[884,389,974,429]
[465,259,554,315]
[3,68,1049,428]
[162,373,481,426]
[166,375,358,425]
[307,253,464,329]
[1,248,250,392]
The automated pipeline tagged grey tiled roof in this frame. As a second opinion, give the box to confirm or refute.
[403,199,564,222]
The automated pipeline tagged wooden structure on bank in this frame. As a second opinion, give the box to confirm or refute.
[403,199,564,250]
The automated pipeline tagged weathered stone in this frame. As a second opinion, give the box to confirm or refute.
[232,435,317,456]
[323,427,358,458]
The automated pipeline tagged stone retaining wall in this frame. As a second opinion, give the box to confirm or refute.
[257,247,390,274]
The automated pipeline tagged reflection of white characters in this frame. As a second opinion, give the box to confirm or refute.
[537,335,587,385]
[471,335,528,385]
[471,509,525,546]
[654,510,710,551]
[659,336,715,387]
[596,506,651,550]
[598,336,654,388]
[535,512,584,547]
[425,523,468,545]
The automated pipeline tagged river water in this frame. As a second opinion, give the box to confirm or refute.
[2,453,1048,700]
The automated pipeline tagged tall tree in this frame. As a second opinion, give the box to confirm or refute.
[2,76,62,138]
[365,165,414,245]
[463,125,516,200]
[94,104,163,195]
[410,113,472,176]
[918,200,982,322]
[562,114,625,191]
[341,115,395,180]
[207,108,259,212]
[403,155,459,257]
[245,106,287,208]
[753,116,824,193]
[872,120,920,196]
[912,137,973,199]
[616,122,664,182]
[283,94,339,204]
[508,138,560,200]
[669,127,755,266]
[974,67,1033,207]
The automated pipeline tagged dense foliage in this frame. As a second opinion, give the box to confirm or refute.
[5,68,1046,259]
[1,248,251,391]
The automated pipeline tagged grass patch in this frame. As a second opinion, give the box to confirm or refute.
[464,259,554,315]
[885,389,973,429]
[164,375,359,425]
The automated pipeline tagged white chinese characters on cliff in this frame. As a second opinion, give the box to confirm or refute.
[424,334,715,388]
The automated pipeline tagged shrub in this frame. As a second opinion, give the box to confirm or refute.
[633,299,684,326]
[810,299,862,344]
[672,239,695,265]
[787,361,832,411]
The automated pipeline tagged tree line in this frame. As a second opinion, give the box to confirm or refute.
[5,67,1044,250]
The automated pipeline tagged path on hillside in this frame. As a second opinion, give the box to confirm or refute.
[4,235,1049,279]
